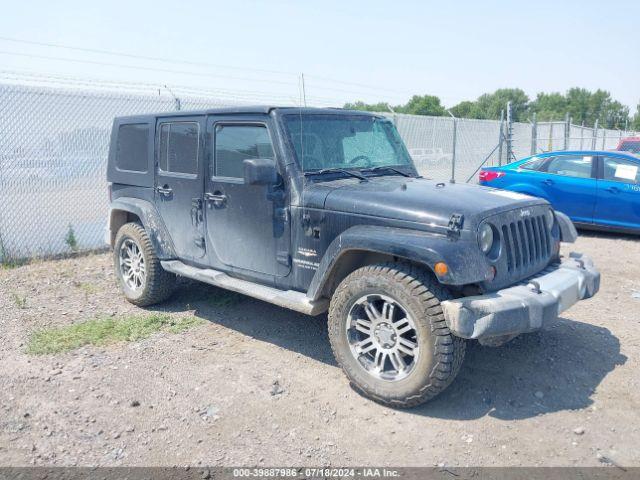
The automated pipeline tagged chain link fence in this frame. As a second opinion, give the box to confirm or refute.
[0,73,637,262]
[534,120,635,153]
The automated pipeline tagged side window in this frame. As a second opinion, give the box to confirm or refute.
[116,123,149,172]
[546,155,593,179]
[158,122,199,175]
[215,125,274,179]
[602,156,640,184]
[520,156,548,171]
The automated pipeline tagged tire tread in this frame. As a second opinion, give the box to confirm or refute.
[114,222,175,306]
[328,261,465,408]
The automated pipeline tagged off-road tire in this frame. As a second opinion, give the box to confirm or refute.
[328,262,465,408]
[113,222,176,306]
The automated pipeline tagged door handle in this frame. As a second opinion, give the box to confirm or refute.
[205,192,227,207]
[606,186,620,194]
[542,179,554,186]
[156,185,173,196]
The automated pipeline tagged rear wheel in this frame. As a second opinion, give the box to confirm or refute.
[113,222,175,306]
[328,262,465,408]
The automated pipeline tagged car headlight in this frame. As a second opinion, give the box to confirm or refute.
[545,209,555,229]
[478,223,494,254]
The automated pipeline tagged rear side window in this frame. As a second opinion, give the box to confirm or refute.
[158,122,199,175]
[520,156,548,171]
[116,124,149,172]
[546,155,593,178]
[214,124,274,179]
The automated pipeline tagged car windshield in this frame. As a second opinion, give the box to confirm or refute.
[281,114,413,173]
[619,141,640,154]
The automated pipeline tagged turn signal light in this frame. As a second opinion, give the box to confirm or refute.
[434,262,449,277]
[479,170,505,182]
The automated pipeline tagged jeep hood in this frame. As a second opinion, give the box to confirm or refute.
[313,176,548,229]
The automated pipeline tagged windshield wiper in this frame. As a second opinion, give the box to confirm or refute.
[361,166,412,177]
[304,168,368,181]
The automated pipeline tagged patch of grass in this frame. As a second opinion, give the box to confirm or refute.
[26,314,205,355]
[1,259,30,270]
[11,293,27,309]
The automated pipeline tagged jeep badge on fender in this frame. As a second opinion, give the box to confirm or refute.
[106,107,600,408]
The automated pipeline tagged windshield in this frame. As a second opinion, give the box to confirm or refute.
[619,141,640,154]
[282,114,413,172]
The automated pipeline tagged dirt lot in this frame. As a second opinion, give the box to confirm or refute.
[1,232,639,467]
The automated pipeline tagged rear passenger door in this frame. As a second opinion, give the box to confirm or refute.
[536,154,596,224]
[594,155,640,230]
[155,117,206,262]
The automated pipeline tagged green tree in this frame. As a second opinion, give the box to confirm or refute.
[564,88,629,129]
[632,103,640,130]
[530,92,567,121]
[397,95,446,116]
[449,100,478,118]
[449,88,529,121]
[474,88,530,121]
[343,101,395,112]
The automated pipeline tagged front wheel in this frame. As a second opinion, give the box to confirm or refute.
[113,222,176,306]
[328,262,465,408]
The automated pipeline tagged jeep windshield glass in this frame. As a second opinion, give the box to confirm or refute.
[282,114,413,173]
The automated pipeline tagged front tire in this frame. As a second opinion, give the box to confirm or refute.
[328,262,465,408]
[113,222,175,306]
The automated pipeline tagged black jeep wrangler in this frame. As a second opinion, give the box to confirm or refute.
[106,107,600,407]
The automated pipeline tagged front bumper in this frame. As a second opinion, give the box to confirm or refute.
[441,253,600,342]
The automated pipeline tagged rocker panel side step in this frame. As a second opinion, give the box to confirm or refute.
[161,260,328,316]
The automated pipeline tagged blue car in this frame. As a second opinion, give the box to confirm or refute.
[479,150,640,233]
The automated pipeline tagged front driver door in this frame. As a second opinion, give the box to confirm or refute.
[205,118,290,277]
[594,155,640,230]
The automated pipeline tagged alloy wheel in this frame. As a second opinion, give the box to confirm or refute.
[346,294,419,381]
[119,238,146,291]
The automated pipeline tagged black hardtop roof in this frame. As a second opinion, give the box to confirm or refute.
[115,106,386,123]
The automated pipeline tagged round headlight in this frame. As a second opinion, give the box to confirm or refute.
[478,223,494,254]
[545,209,555,228]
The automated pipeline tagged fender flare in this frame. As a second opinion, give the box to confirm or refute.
[108,197,177,259]
[555,210,578,243]
[306,225,489,301]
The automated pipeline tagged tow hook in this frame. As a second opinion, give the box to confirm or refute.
[528,280,542,294]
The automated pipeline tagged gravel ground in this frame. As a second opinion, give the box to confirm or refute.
[0,232,638,467]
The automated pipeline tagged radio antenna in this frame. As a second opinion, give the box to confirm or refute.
[301,73,307,107]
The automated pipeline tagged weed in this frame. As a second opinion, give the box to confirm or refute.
[11,293,27,309]
[65,224,78,252]
[26,314,205,355]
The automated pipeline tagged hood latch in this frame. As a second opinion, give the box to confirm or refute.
[447,213,464,240]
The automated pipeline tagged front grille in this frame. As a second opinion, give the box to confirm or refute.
[500,215,551,273]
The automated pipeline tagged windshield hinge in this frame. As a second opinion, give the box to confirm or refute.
[447,213,464,240]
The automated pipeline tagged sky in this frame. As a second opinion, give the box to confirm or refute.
[0,0,638,111]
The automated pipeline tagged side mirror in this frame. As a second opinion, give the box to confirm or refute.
[243,158,278,185]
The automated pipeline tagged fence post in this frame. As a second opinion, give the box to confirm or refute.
[563,113,570,150]
[498,110,504,166]
[602,129,607,150]
[530,112,537,155]
[450,116,457,183]
[592,119,599,150]
[548,122,554,151]
[505,101,513,163]
[580,122,585,149]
